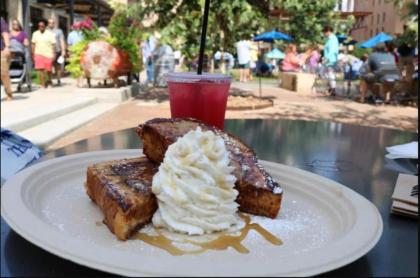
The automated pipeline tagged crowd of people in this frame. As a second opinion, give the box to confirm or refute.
[0,16,87,100]
[1,17,418,104]
[228,24,417,101]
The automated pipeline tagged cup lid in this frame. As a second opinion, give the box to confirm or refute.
[166,72,231,83]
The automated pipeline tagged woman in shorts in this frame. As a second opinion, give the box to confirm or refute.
[31,19,56,88]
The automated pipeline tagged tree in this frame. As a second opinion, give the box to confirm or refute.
[386,0,418,45]
[139,0,268,62]
[269,0,354,46]
[123,0,347,61]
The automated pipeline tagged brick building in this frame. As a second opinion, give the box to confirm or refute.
[351,0,413,41]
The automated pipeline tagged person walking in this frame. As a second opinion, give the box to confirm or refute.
[322,25,339,96]
[32,19,56,88]
[67,22,84,48]
[67,22,84,87]
[48,18,65,86]
[1,17,13,100]
[142,36,156,85]
[235,37,252,82]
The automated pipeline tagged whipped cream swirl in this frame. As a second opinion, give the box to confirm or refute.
[152,127,239,235]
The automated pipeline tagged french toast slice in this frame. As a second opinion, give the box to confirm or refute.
[86,157,158,240]
[137,118,283,218]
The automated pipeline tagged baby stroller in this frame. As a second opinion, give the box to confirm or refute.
[9,39,31,92]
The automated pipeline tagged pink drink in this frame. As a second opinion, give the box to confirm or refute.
[167,73,231,129]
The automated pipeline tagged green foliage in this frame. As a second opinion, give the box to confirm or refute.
[273,0,353,45]
[136,0,351,62]
[107,10,142,72]
[141,0,268,61]
[65,40,90,78]
[352,47,372,59]
[66,12,143,78]
[386,0,418,45]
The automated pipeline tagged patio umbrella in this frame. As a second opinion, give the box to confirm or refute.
[253,30,292,97]
[358,32,393,48]
[253,29,293,42]
[265,48,285,59]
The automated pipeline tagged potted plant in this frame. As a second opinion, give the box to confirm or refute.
[66,14,141,87]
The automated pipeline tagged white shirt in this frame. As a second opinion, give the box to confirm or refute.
[235,40,252,65]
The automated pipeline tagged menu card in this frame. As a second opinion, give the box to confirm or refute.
[391,174,418,218]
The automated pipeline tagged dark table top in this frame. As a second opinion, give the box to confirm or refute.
[1,119,418,277]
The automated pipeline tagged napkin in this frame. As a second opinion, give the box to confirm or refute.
[57,55,65,64]
[391,174,418,219]
[1,128,43,184]
[386,142,418,159]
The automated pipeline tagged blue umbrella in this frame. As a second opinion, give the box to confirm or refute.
[253,30,292,42]
[253,30,291,97]
[265,48,285,59]
[359,32,393,48]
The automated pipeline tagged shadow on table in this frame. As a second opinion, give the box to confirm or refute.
[4,230,113,277]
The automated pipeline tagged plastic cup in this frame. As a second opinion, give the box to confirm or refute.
[166,72,231,129]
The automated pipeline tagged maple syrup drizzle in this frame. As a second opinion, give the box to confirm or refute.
[134,214,282,256]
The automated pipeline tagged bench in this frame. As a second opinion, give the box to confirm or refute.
[278,72,316,93]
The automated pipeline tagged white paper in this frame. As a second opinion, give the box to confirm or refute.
[385,141,418,159]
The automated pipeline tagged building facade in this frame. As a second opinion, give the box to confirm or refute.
[1,0,113,39]
[351,0,411,41]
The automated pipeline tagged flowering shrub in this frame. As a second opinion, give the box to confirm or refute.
[66,16,141,78]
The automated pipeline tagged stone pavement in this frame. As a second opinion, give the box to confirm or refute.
[46,80,418,151]
[1,77,138,148]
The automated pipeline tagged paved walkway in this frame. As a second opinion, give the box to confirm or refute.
[46,80,418,151]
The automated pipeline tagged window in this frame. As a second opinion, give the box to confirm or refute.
[382,27,385,32]
[377,14,380,24]
[371,16,374,25]
[383,12,386,22]
[373,0,375,6]
[370,30,373,36]
[378,0,381,4]
[376,28,379,34]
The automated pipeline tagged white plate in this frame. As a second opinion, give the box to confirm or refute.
[1,149,383,277]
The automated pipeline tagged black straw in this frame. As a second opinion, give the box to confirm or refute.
[197,0,210,75]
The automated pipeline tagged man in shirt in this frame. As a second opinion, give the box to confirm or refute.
[359,43,400,103]
[48,18,65,86]
[235,37,252,82]
[322,25,339,96]
[1,17,13,100]
[32,19,56,88]
[67,22,84,47]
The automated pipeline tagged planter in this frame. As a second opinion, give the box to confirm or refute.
[227,95,274,111]
[80,41,132,81]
